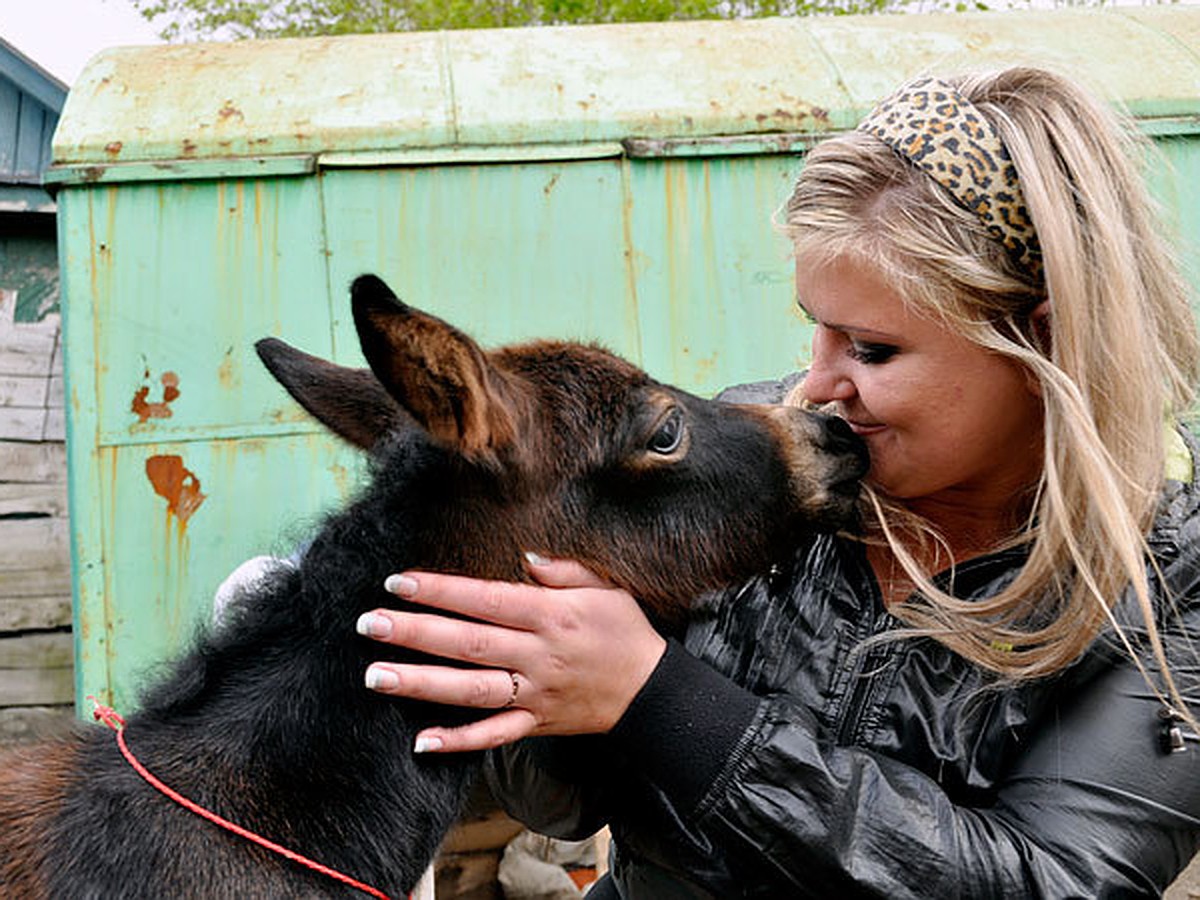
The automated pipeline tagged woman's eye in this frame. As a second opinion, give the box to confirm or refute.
[849,341,898,364]
[648,410,684,454]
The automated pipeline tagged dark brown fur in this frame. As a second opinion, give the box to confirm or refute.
[0,274,866,897]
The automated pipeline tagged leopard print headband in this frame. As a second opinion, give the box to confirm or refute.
[857,76,1043,279]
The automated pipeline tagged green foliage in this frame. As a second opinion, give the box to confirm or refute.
[130,0,903,41]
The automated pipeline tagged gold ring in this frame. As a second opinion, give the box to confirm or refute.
[503,671,520,708]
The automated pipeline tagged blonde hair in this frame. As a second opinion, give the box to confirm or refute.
[783,67,1199,702]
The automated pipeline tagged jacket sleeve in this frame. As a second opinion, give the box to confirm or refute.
[620,608,1200,897]
[485,735,617,841]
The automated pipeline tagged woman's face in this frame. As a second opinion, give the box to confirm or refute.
[797,257,1044,512]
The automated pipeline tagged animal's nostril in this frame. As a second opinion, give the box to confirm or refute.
[824,414,855,442]
[821,415,862,452]
[817,415,870,476]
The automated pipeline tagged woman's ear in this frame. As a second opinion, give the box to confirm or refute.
[1023,300,1051,397]
[1028,300,1051,355]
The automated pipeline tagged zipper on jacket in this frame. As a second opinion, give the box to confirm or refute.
[834,582,896,746]
[836,640,887,746]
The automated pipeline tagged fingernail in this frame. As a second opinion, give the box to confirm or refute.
[356,612,393,638]
[365,665,400,690]
[524,551,550,567]
[414,734,444,754]
[384,573,419,597]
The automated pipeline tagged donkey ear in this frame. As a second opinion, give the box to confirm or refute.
[349,274,517,457]
[255,338,411,450]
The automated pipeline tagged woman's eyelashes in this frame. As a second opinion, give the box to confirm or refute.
[799,303,899,364]
[848,340,899,364]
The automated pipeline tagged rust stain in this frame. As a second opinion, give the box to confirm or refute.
[217,350,235,388]
[132,370,180,423]
[217,100,244,122]
[104,141,123,157]
[145,455,206,524]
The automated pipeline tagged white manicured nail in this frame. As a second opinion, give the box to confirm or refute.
[524,551,550,566]
[365,666,399,690]
[414,735,444,754]
[356,612,393,638]
[384,573,419,596]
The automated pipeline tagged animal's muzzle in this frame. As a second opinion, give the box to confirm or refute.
[778,408,870,527]
[813,413,870,485]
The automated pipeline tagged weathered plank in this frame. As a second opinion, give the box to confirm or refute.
[0,330,57,377]
[0,374,47,407]
[0,483,67,517]
[0,281,71,743]
[0,665,74,706]
[0,632,73,669]
[42,406,63,440]
[0,441,66,482]
[0,406,45,441]
[0,705,75,744]
[0,517,69,572]
[0,563,71,598]
[0,594,72,631]
[0,633,74,708]
[47,373,63,408]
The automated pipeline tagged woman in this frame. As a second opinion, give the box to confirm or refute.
[355,67,1200,896]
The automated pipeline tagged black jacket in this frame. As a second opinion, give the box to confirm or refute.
[488,377,1200,898]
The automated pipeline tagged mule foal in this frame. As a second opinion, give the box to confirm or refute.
[0,274,866,898]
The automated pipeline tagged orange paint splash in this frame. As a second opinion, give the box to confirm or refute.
[132,371,180,423]
[145,455,206,524]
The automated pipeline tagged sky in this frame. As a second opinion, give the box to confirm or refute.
[2,0,164,86]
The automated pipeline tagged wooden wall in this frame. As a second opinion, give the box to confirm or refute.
[0,285,73,742]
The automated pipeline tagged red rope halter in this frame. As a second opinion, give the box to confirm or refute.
[90,698,396,900]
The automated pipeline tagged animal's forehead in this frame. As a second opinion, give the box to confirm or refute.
[496,340,652,400]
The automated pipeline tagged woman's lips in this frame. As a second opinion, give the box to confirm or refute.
[845,419,886,437]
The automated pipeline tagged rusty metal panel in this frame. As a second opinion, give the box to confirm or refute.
[626,155,809,396]
[67,178,332,445]
[49,21,844,174]
[808,9,1200,124]
[49,9,1200,184]
[52,33,453,169]
[77,437,362,711]
[321,160,641,364]
[56,179,358,704]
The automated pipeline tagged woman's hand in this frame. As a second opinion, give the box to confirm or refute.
[355,554,667,754]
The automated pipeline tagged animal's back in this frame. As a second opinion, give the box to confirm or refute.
[0,737,85,897]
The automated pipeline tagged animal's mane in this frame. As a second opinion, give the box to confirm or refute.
[135,429,507,733]
[82,429,492,894]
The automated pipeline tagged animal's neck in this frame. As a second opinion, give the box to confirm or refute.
[114,446,522,888]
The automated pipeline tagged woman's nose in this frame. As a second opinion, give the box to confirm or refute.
[802,328,855,406]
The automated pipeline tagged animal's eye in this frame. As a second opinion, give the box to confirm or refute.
[648,409,685,455]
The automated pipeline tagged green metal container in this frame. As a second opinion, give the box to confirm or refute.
[50,9,1200,711]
